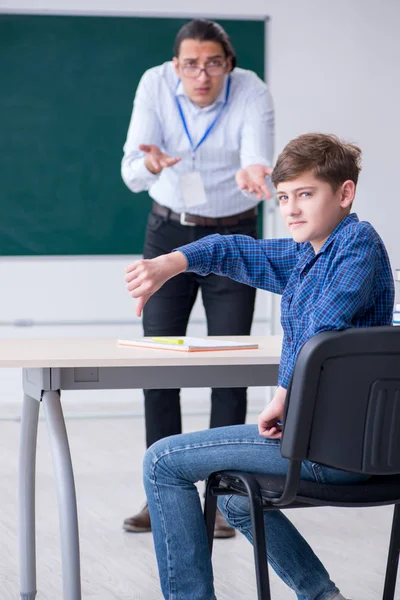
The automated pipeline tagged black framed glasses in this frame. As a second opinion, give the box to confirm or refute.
[180,61,226,79]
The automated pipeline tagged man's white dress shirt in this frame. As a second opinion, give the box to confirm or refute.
[121,61,274,218]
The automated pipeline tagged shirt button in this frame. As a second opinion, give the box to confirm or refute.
[287,336,292,343]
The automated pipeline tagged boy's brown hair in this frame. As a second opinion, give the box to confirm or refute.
[271,133,362,192]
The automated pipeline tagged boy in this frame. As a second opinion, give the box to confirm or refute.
[124,133,394,600]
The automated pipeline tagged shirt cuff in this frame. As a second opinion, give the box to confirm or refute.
[133,157,160,184]
[278,368,292,389]
[174,243,206,274]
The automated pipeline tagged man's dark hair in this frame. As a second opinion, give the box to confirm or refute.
[173,19,237,71]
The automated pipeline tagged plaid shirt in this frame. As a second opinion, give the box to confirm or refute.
[177,213,394,388]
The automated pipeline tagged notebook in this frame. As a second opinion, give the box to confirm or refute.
[117,337,259,352]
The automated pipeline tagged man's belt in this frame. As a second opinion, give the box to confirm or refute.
[152,201,257,227]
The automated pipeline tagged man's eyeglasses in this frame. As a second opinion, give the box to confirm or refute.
[180,61,226,79]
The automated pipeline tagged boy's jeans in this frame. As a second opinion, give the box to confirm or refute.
[143,423,366,600]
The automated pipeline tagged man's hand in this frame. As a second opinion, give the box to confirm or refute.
[235,164,273,200]
[139,144,181,175]
[258,386,287,439]
[125,252,188,317]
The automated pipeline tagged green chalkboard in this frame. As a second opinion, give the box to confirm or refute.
[0,14,265,255]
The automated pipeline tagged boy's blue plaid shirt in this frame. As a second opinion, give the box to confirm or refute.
[177,213,394,388]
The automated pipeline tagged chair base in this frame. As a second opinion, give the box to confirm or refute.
[205,470,400,600]
[205,472,272,600]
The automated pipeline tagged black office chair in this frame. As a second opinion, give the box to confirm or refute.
[204,326,400,600]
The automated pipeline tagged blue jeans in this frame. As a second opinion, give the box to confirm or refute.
[143,424,367,600]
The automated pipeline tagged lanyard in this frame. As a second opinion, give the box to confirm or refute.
[175,76,231,165]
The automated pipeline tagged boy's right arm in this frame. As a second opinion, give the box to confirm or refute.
[176,233,298,292]
[125,234,299,315]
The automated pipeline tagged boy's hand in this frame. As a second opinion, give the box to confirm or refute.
[235,164,273,200]
[258,386,287,439]
[125,252,188,317]
[139,144,181,174]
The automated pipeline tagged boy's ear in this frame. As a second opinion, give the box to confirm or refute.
[339,180,355,209]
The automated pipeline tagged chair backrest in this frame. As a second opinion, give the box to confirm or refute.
[280,326,400,475]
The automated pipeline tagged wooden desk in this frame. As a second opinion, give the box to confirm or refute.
[0,336,281,600]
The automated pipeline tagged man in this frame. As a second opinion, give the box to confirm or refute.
[125,133,394,599]
[121,18,274,537]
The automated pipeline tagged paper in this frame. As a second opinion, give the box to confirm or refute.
[117,337,259,353]
[180,171,207,208]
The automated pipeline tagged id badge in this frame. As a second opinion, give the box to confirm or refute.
[180,171,208,208]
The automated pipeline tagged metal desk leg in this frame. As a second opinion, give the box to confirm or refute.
[19,393,40,600]
[42,391,81,600]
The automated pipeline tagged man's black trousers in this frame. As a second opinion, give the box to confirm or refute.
[142,210,257,448]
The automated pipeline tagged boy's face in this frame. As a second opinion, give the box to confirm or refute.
[276,171,355,253]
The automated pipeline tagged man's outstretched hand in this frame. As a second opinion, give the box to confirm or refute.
[125,252,188,316]
[139,144,181,175]
[236,164,273,200]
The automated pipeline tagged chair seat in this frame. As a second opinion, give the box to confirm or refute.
[217,471,400,507]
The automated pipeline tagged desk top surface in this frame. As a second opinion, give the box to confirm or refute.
[0,336,282,369]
